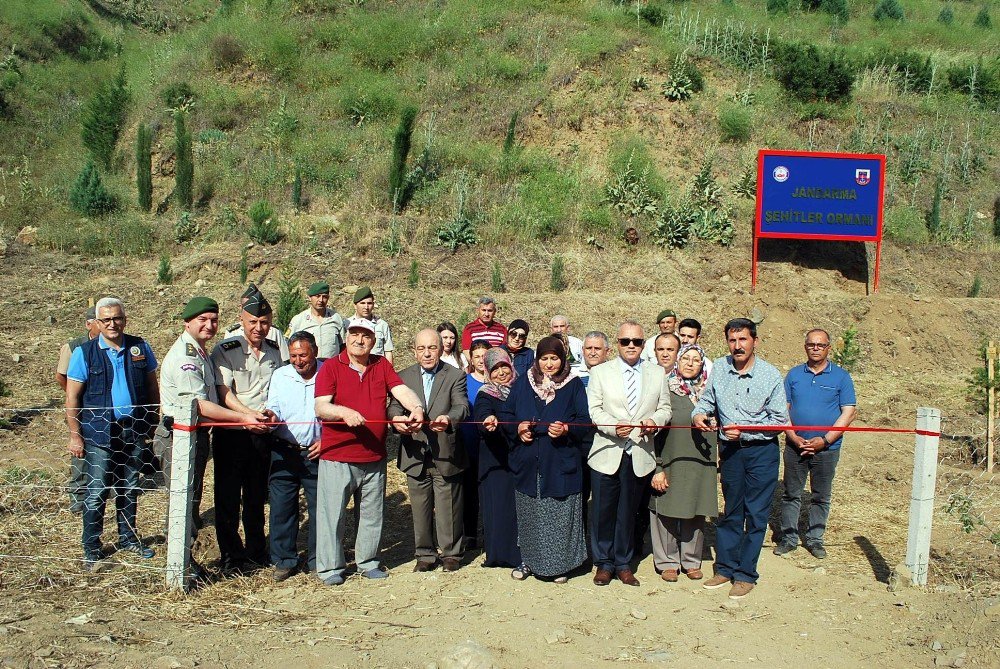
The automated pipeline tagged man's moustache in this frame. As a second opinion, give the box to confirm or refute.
[733,348,746,355]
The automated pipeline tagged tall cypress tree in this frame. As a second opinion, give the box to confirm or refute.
[81,65,129,170]
[174,109,193,210]
[135,123,152,211]
[388,105,418,212]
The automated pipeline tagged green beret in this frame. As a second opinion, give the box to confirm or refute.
[181,296,219,321]
[243,291,272,317]
[307,281,330,297]
[656,309,677,323]
[241,282,259,300]
[353,285,374,303]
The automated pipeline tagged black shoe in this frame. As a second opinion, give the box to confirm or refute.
[83,550,106,572]
[773,541,798,556]
[805,543,827,559]
[273,565,297,582]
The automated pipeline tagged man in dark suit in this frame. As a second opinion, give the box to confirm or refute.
[389,329,470,572]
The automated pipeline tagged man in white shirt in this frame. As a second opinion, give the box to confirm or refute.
[550,315,587,379]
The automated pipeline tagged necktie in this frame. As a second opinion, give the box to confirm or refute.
[422,370,435,404]
[625,366,638,415]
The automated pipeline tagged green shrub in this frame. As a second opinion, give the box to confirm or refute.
[638,3,666,25]
[885,205,929,244]
[550,255,567,292]
[733,163,757,198]
[257,30,301,80]
[503,111,519,156]
[173,211,199,243]
[974,5,992,28]
[30,7,111,61]
[437,174,478,252]
[718,104,751,143]
[605,155,659,219]
[774,42,855,102]
[491,259,506,293]
[873,0,904,21]
[239,246,249,284]
[652,204,692,249]
[209,34,245,69]
[389,105,418,212]
[821,0,850,22]
[275,265,304,333]
[993,196,1000,240]
[69,161,116,216]
[768,0,790,12]
[39,213,153,256]
[135,123,152,211]
[925,177,945,240]
[408,259,419,288]
[248,200,280,244]
[157,253,173,284]
[944,58,1000,104]
[968,276,982,297]
[174,110,194,210]
[161,81,195,109]
[81,66,130,169]
[938,5,954,23]
[292,164,303,210]
[0,55,22,118]
[832,327,861,372]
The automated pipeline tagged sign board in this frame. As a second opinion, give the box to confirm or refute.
[753,149,886,292]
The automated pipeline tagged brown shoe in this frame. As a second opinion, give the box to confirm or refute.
[685,568,704,580]
[593,568,613,586]
[703,574,731,589]
[660,569,679,582]
[728,581,755,599]
[617,569,640,586]
[441,557,461,572]
[413,560,438,572]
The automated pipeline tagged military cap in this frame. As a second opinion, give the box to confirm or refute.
[656,309,677,323]
[243,290,272,317]
[241,282,259,300]
[307,281,330,297]
[353,285,374,304]
[181,296,220,321]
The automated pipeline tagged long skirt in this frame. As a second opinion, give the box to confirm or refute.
[514,475,586,577]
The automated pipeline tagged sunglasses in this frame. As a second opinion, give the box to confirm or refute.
[509,331,527,339]
[618,337,645,347]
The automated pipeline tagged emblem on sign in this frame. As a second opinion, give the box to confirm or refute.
[772,166,789,183]
[855,168,871,186]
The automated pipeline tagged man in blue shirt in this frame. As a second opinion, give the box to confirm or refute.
[65,297,159,571]
[693,318,787,600]
[266,331,324,582]
[776,328,857,560]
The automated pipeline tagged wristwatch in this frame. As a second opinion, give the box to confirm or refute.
[822,436,832,447]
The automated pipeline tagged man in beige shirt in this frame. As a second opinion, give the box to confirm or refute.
[55,306,99,513]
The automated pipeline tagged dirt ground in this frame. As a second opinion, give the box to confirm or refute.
[1,238,999,668]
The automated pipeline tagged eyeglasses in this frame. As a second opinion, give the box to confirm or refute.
[97,317,126,325]
[509,331,527,339]
[805,342,829,349]
[618,337,645,347]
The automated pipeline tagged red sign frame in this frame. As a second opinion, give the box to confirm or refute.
[753,149,887,293]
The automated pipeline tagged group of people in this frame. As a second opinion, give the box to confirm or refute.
[62,288,856,601]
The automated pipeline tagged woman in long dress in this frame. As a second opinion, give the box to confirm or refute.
[474,348,521,568]
[499,336,592,583]
[649,344,718,581]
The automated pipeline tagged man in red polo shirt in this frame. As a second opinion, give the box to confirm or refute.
[314,317,424,585]
[460,296,507,360]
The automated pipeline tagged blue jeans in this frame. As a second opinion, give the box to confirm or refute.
[779,445,841,547]
[715,440,779,584]
[82,429,142,555]
[269,442,319,570]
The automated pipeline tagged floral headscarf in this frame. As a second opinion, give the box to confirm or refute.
[528,335,575,404]
[667,344,709,402]
[480,348,517,401]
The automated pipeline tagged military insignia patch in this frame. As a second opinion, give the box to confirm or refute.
[185,343,197,357]
[221,340,241,351]
[180,363,198,372]
[130,346,141,356]
[265,339,280,349]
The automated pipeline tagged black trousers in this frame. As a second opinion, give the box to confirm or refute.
[213,429,272,562]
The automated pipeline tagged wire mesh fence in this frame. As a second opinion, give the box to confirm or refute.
[1,403,998,594]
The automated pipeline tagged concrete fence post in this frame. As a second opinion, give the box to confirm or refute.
[904,407,941,587]
[164,398,198,592]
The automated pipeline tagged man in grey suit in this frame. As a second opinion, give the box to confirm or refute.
[587,320,672,587]
[389,329,470,572]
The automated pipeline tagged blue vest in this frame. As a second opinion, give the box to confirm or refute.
[79,334,152,447]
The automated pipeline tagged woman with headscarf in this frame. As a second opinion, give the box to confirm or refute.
[649,344,718,582]
[474,348,521,568]
[437,322,468,370]
[499,336,592,583]
[501,319,534,377]
[459,339,492,550]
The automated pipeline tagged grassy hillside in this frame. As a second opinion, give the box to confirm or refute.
[0,0,998,261]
